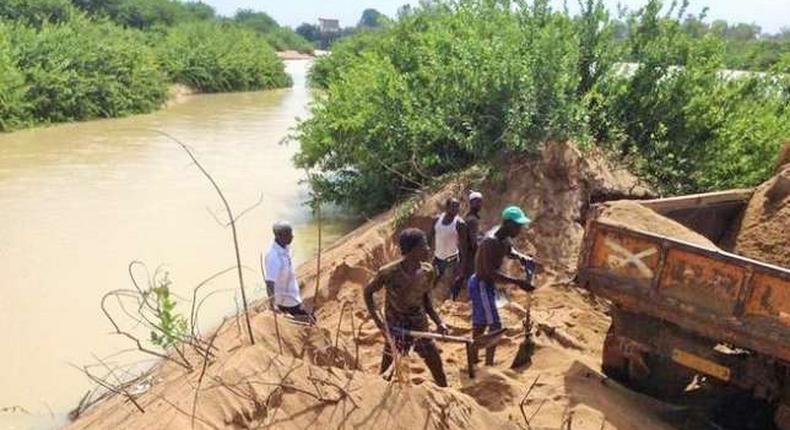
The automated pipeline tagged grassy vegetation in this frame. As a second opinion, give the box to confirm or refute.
[156,21,291,92]
[233,9,314,54]
[298,0,790,214]
[1,16,167,129]
[0,0,297,132]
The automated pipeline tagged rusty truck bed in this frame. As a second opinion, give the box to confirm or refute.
[578,220,790,362]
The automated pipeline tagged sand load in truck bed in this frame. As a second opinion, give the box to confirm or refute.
[593,200,718,249]
[733,166,790,268]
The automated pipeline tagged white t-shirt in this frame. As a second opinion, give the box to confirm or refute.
[264,242,302,307]
[434,213,461,260]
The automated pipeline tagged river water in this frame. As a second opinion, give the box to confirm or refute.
[0,61,354,429]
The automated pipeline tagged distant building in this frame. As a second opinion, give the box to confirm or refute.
[319,18,340,34]
[318,18,340,49]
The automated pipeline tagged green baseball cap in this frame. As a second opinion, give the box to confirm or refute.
[502,206,531,225]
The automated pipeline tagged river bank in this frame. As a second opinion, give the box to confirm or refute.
[63,142,693,430]
[0,60,357,430]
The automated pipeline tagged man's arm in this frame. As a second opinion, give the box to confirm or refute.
[467,217,479,252]
[483,239,533,290]
[426,216,438,254]
[423,292,448,334]
[455,219,468,274]
[363,273,387,331]
[263,251,278,307]
[503,247,536,291]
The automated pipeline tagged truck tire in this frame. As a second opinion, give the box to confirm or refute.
[602,323,629,383]
[631,352,694,400]
[601,321,693,400]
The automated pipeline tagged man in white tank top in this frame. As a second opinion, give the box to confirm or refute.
[427,198,467,294]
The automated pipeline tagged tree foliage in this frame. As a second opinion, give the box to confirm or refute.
[71,0,213,29]
[297,0,789,214]
[233,9,313,54]
[0,1,294,131]
[358,8,385,28]
[0,0,74,26]
[0,16,167,129]
[156,21,292,92]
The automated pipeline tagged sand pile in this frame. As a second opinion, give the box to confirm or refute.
[732,166,790,268]
[593,200,717,249]
[68,315,518,430]
[68,142,690,430]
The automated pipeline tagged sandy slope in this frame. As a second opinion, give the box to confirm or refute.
[69,142,705,430]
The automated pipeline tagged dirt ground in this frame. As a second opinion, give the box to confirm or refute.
[67,142,771,430]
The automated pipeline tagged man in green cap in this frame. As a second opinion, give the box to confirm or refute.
[468,205,536,365]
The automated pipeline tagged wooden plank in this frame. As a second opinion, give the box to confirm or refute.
[401,330,472,344]
[639,189,753,213]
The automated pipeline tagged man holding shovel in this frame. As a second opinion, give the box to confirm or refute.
[363,228,449,387]
[469,206,536,366]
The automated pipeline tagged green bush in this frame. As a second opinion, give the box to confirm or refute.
[2,16,167,128]
[599,1,790,194]
[156,21,291,92]
[262,26,314,53]
[71,0,213,29]
[0,25,30,131]
[308,31,380,89]
[296,0,601,213]
[298,0,789,213]
[0,0,74,26]
[233,9,314,54]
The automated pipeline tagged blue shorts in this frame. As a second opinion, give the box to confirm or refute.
[469,274,501,329]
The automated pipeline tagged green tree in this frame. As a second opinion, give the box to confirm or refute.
[156,21,292,92]
[0,25,30,131]
[297,0,605,213]
[358,8,384,28]
[296,22,320,42]
[8,16,168,124]
[0,0,74,26]
[233,9,313,53]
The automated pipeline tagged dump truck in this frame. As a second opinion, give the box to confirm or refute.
[576,189,790,429]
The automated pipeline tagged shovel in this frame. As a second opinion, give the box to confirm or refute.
[510,257,538,369]
[398,328,507,378]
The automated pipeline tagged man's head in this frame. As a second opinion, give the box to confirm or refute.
[398,228,430,261]
[468,191,483,212]
[445,197,461,218]
[273,221,293,246]
[500,206,531,238]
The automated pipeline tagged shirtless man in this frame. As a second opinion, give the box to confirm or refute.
[469,206,535,365]
[453,191,484,299]
[363,228,449,387]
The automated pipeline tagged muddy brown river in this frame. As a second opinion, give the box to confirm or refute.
[0,61,355,429]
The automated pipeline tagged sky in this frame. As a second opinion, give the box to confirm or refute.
[203,0,789,34]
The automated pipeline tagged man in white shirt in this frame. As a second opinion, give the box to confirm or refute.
[264,221,313,322]
[427,198,466,299]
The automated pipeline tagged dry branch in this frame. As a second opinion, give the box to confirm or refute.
[144,129,255,346]
[519,374,541,430]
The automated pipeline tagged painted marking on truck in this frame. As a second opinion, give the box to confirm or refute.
[604,238,657,279]
[671,349,731,381]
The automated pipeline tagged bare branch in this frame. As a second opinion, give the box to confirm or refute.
[100,290,190,369]
[141,129,255,345]
[519,374,541,430]
[190,266,238,338]
[231,192,264,224]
